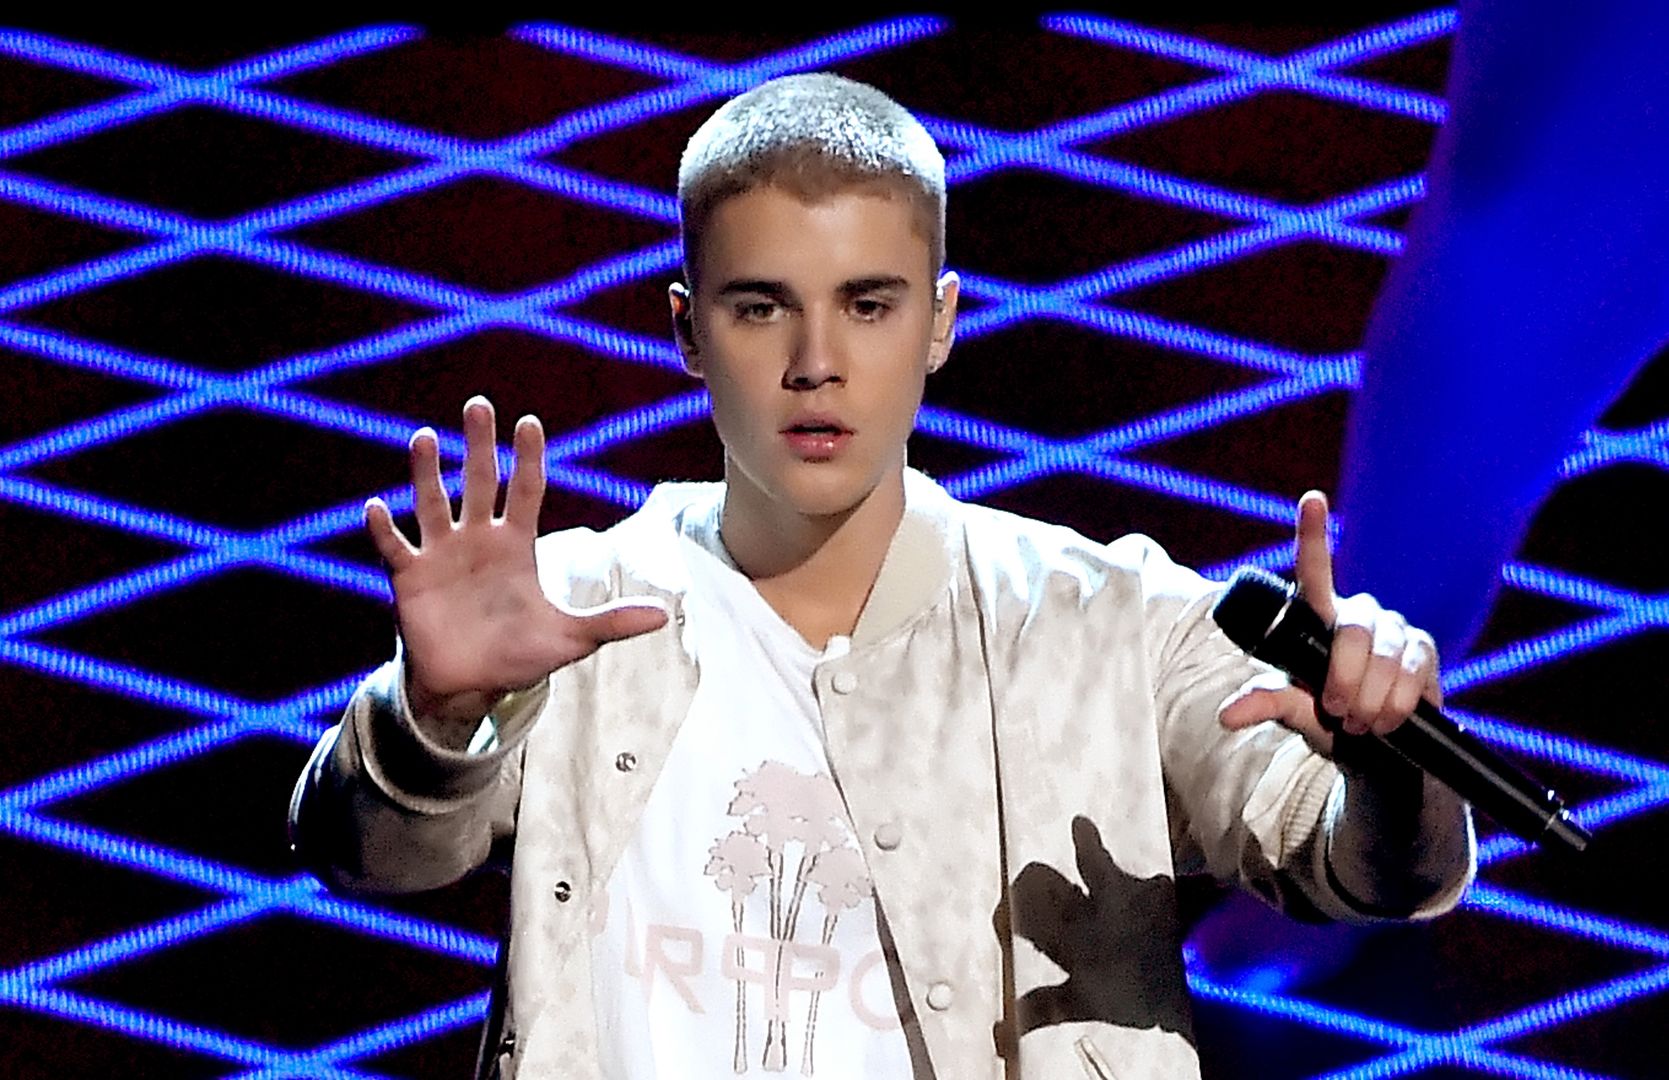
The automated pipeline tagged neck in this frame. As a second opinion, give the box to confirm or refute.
[718,466,906,647]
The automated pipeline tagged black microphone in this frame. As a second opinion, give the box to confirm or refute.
[1211,566,1590,854]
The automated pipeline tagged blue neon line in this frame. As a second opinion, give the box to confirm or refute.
[945,449,1295,525]
[214,85,462,159]
[513,239,683,311]
[1561,420,1669,476]
[226,994,489,1080]
[232,158,464,236]
[488,159,679,223]
[0,718,249,812]
[1041,15,1448,126]
[1452,708,1669,785]
[4,892,281,988]
[1,812,269,894]
[1080,376,1323,455]
[1202,539,1296,582]
[0,28,419,163]
[211,26,419,85]
[0,639,249,722]
[1313,1047,1439,1080]
[286,890,496,966]
[952,219,1307,342]
[1459,962,1669,1045]
[0,388,213,471]
[1316,174,1427,222]
[248,313,484,387]
[251,672,375,727]
[1050,303,1326,378]
[0,236,198,313]
[1292,8,1458,70]
[513,311,685,369]
[1478,785,1668,867]
[2,986,285,1067]
[0,550,237,639]
[0,85,198,159]
[0,168,191,235]
[0,30,178,85]
[0,316,207,389]
[1465,884,1669,957]
[0,474,230,549]
[914,407,1055,455]
[498,18,949,160]
[260,550,391,603]
[1500,561,1664,618]
[1318,1045,1607,1080]
[303,991,491,1062]
[1443,610,1652,692]
[1187,971,1436,1047]
[512,24,721,80]
[1295,73,1445,123]
[231,238,473,309]
[1041,14,1263,70]
[1452,1049,1613,1080]
[1036,4,1453,172]
[543,389,712,460]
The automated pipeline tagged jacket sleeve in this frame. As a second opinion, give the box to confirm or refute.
[1138,539,1476,923]
[288,641,548,895]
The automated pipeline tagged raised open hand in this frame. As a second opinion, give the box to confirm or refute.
[364,396,667,733]
[1218,491,1441,755]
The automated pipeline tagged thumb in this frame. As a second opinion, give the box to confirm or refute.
[1219,669,1301,730]
[570,597,671,647]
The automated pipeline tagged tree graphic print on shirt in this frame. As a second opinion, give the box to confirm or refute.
[704,761,873,1075]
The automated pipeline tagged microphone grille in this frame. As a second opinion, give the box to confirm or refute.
[1210,566,1292,653]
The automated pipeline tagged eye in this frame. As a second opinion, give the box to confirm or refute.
[850,297,890,322]
[734,299,782,323]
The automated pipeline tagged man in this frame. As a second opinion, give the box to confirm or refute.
[290,73,1473,1079]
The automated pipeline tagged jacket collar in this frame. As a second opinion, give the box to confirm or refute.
[610,468,961,648]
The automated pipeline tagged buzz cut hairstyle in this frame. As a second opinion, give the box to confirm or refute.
[677,72,947,287]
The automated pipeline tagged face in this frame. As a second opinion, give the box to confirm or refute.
[671,184,958,525]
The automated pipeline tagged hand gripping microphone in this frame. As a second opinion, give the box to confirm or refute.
[1211,566,1591,854]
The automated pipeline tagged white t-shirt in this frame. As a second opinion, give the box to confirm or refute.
[589,523,915,1078]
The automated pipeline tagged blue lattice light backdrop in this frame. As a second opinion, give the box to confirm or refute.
[1,10,1665,1079]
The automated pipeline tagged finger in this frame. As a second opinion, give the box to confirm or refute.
[1219,676,1334,755]
[409,427,452,538]
[459,396,500,525]
[572,599,671,648]
[364,496,418,571]
[502,414,547,533]
[1294,490,1337,625]
[1323,619,1371,734]
[1384,626,1440,728]
[1348,611,1406,736]
[1217,670,1296,729]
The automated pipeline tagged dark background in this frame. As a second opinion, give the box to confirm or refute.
[2,9,1666,1078]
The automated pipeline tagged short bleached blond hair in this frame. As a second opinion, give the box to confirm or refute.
[677,73,946,286]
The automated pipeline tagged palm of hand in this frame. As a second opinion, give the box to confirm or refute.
[366,398,666,726]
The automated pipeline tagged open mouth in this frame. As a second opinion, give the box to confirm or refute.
[781,419,852,457]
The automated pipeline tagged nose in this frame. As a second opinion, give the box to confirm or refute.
[783,306,845,390]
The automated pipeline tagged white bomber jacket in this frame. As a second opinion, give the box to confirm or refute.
[291,469,1474,1079]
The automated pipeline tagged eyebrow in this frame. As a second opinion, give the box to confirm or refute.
[715,276,912,298]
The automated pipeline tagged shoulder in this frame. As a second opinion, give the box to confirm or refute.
[947,491,1217,613]
[531,479,722,604]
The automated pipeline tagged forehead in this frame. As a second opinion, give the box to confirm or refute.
[693,184,936,288]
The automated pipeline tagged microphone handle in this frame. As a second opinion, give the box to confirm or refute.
[1254,602,1591,854]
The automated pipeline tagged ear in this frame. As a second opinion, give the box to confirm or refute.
[926,271,960,374]
[668,281,702,377]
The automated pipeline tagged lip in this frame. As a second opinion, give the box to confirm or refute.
[780,412,853,460]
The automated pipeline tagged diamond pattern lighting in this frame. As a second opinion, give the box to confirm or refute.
[1,12,1665,1079]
